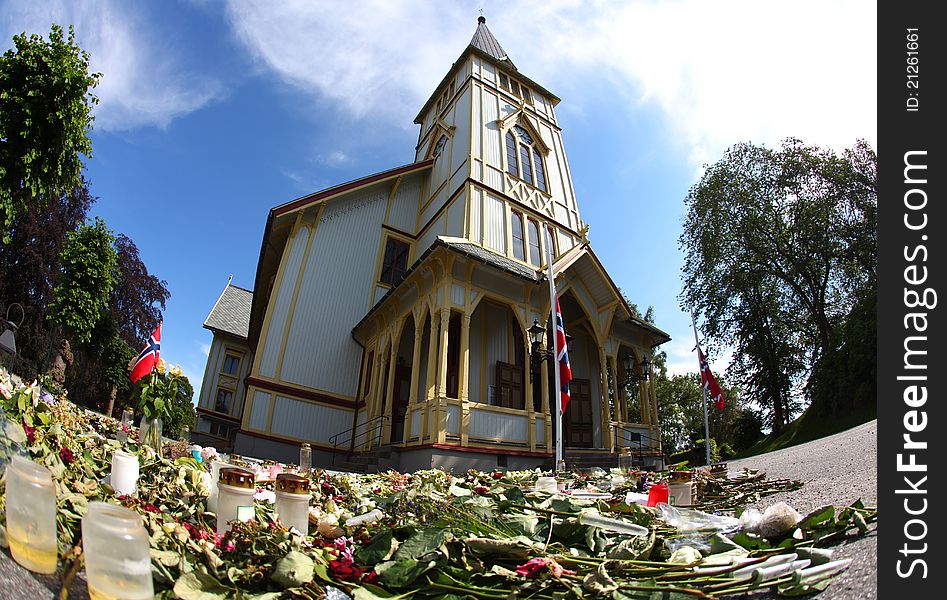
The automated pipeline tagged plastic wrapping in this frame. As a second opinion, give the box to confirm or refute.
[740,502,802,538]
[657,503,741,533]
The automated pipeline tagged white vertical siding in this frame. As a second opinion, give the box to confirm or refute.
[410,407,422,438]
[481,61,496,85]
[535,419,545,443]
[451,284,465,306]
[472,86,482,162]
[199,339,223,409]
[417,213,444,255]
[446,404,460,434]
[248,391,272,430]
[469,409,528,441]
[451,88,471,176]
[446,195,466,237]
[469,187,482,243]
[484,302,510,392]
[483,193,506,253]
[557,230,574,252]
[270,396,353,442]
[420,185,446,228]
[280,188,387,395]
[386,175,420,233]
[259,227,311,377]
[482,90,501,171]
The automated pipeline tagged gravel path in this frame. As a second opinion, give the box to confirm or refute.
[727,419,878,599]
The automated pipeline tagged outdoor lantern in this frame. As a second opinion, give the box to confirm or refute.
[621,352,650,384]
[0,303,24,356]
[621,353,635,373]
[527,318,546,345]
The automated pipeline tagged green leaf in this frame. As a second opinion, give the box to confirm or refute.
[798,505,835,530]
[376,558,437,587]
[172,570,232,600]
[272,551,315,589]
[357,530,398,565]
[352,583,415,600]
[393,528,452,561]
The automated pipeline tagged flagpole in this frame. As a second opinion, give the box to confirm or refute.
[544,223,564,472]
[691,312,711,466]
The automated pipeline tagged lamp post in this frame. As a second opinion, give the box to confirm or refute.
[620,352,650,385]
[527,318,572,382]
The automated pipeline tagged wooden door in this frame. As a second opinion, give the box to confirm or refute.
[391,365,412,443]
[495,361,524,409]
[565,378,593,448]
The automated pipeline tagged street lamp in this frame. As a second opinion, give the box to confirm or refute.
[527,317,572,382]
[620,352,651,384]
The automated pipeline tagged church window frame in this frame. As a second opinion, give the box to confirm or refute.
[511,210,526,261]
[527,218,542,267]
[379,236,411,287]
[504,124,548,193]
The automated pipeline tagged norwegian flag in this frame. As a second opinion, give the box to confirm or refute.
[130,323,161,383]
[698,346,725,411]
[555,297,573,412]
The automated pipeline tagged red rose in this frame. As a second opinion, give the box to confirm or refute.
[59,447,74,465]
[474,486,489,495]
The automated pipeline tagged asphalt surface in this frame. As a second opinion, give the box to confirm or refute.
[728,419,878,599]
[0,420,878,599]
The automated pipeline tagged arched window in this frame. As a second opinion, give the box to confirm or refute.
[505,125,547,192]
[432,134,447,158]
[527,218,542,267]
[511,211,525,261]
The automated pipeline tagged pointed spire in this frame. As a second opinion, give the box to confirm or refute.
[469,15,512,66]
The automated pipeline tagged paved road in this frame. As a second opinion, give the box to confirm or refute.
[728,419,878,599]
[1,420,878,599]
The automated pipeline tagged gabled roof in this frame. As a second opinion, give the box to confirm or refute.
[438,236,541,282]
[469,16,512,66]
[204,283,253,340]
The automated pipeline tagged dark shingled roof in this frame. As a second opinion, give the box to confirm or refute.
[439,237,541,281]
[204,284,253,339]
[470,16,510,64]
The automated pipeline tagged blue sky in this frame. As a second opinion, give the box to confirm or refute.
[1,1,876,401]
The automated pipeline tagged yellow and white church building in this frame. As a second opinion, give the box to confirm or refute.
[194,17,670,472]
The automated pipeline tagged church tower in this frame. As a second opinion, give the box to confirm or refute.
[410,16,585,269]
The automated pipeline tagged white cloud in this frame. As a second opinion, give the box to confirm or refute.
[1,0,223,130]
[200,343,211,357]
[225,0,875,166]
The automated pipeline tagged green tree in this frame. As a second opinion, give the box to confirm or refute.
[680,139,876,426]
[164,374,197,440]
[50,217,118,345]
[0,25,99,241]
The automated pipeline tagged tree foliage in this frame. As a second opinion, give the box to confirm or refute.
[0,25,99,240]
[679,139,876,428]
[50,217,118,345]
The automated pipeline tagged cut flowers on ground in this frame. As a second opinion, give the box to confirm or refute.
[0,366,877,599]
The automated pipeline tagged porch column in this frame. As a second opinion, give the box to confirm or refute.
[598,347,613,452]
[459,312,471,446]
[541,356,552,451]
[421,312,440,441]
[435,308,451,443]
[405,326,423,443]
[382,336,398,444]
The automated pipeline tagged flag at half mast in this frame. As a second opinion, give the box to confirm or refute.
[697,346,725,411]
[555,297,572,412]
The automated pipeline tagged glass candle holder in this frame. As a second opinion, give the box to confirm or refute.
[117,407,134,443]
[109,449,140,496]
[82,502,154,600]
[206,460,237,514]
[274,474,310,535]
[216,468,255,536]
[298,443,311,474]
[4,455,58,573]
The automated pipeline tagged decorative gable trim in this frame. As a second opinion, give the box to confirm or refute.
[496,110,550,155]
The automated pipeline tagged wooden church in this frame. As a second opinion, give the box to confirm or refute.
[193,17,670,472]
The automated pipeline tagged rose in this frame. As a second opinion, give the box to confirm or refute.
[515,557,575,578]
[59,446,75,465]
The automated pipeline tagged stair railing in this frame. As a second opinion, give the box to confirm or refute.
[328,415,389,468]
[615,429,664,470]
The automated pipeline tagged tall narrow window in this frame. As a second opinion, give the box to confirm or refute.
[545,226,557,261]
[511,211,525,261]
[380,238,410,285]
[505,131,518,176]
[519,144,533,184]
[527,219,542,267]
[505,125,545,192]
[533,148,547,192]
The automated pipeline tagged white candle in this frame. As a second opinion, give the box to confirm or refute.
[110,450,139,496]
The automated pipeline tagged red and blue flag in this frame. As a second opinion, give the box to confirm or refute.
[555,297,572,412]
[130,323,161,383]
[698,346,725,411]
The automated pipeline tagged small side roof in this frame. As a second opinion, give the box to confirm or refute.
[204,282,253,340]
